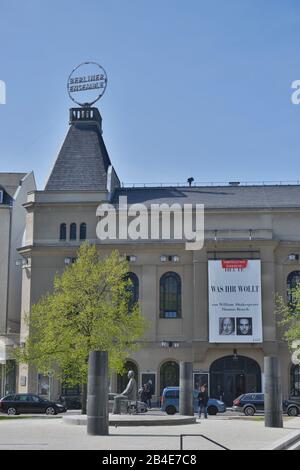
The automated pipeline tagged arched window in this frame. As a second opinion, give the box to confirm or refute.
[126,272,139,309]
[160,272,181,318]
[70,223,77,241]
[287,271,300,310]
[290,364,300,397]
[80,223,86,240]
[59,223,66,241]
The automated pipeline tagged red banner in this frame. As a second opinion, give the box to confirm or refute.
[221,260,248,269]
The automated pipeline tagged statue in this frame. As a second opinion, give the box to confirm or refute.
[113,370,137,414]
[121,370,137,401]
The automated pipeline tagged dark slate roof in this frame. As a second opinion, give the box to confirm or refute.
[45,122,111,191]
[111,185,300,209]
[0,185,13,205]
[0,173,26,197]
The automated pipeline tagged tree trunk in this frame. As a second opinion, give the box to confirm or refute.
[82,382,87,415]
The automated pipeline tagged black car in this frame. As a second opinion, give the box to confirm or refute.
[232,393,300,416]
[0,393,66,415]
[58,394,82,410]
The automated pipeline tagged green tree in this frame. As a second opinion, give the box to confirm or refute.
[276,286,300,348]
[15,243,147,412]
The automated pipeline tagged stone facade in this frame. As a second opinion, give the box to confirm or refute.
[16,107,300,405]
[0,172,36,396]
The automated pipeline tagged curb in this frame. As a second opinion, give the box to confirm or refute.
[263,429,300,450]
[63,414,197,427]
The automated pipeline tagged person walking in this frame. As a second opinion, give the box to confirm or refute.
[198,384,209,419]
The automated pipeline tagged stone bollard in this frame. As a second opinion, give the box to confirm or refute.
[87,351,109,435]
[264,356,283,428]
[179,361,194,416]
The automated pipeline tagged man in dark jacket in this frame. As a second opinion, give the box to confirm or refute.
[198,384,208,419]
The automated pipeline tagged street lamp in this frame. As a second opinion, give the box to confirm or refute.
[161,341,180,348]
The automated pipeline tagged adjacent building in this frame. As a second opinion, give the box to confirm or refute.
[0,172,36,396]
[17,106,300,405]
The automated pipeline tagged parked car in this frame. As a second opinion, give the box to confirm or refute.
[108,393,148,413]
[57,394,82,410]
[160,386,226,415]
[0,393,67,415]
[232,393,300,416]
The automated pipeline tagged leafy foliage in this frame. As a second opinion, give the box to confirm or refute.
[276,286,300,347]
[15,243,147,386]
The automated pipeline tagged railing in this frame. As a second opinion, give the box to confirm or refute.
[180,434,229,450]
[121,180,300,188]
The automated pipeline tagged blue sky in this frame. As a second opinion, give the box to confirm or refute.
[1,0,300,189]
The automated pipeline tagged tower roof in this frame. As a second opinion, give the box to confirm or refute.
[45,108,112,191]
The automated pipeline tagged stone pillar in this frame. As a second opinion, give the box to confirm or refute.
[87,351,109,435]
[264,356,283,428]
[179,361,194,416]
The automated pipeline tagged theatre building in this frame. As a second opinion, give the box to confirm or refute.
[18,106,300,406]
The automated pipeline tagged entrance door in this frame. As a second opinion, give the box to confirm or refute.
[160,361,179,394]
[210,356,261,406]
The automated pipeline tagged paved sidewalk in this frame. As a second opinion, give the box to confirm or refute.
[0,416,299,450]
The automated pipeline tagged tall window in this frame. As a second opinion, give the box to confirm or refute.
[59,223,66,241]
[290,364,300,397]
[70,223,77,241]
[126,272,139,309]
[160,272,181,318]
[80,223,87,240]
[287,271,300,310]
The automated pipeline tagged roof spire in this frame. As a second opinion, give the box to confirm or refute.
[45,107,113,191]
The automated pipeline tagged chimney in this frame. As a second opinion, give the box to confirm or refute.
[69,107,102,133]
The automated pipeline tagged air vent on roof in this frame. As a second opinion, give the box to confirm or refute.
[0,190,3,204]
[229,182,240,186]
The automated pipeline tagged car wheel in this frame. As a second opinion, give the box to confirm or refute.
[244,406,255,416]
[165,405,176,415]
[7,407,18,416]
[45,406,57,415]
[207,406,218,416]
[287,406,299,417]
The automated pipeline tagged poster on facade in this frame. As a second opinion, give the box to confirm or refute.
[208,259,263,343]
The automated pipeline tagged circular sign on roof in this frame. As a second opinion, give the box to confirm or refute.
[67,62,107,107]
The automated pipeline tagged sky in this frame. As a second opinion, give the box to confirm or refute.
[1,0,300,189]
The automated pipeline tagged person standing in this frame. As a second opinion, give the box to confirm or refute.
[198,384,209,419]
[139,384,148,406]
[146,380,153,409]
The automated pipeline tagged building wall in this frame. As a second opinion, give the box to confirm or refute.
[7,172,36,333]
[0,207,10,333]
[18,198,299,401]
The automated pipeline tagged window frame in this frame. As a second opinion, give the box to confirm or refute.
[70,223,77,241]
[159,271,182,319]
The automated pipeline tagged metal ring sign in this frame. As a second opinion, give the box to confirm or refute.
[67,62,107,107]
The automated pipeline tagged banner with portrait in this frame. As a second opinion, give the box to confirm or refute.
[208,259,263,343]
